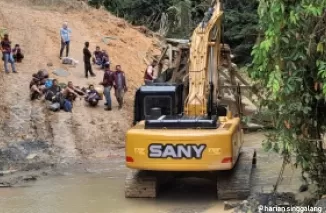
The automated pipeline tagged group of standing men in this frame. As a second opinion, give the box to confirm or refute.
[59,22,127,110]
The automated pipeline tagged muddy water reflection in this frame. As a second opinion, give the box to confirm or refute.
[0,173,226,213]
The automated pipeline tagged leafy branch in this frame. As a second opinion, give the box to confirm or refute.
[251,0,326,195]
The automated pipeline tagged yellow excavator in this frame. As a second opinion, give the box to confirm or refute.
[124,0,256,199]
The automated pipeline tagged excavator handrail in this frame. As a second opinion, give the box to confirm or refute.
[184,0,223,116]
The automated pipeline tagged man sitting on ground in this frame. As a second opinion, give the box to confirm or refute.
[85,84,101,107]
[12,44,24,63]
[45,79,61,102]
[101,50,109,69]
[61,81,86,102]
[30,71,48,100]
[92,46,103,65]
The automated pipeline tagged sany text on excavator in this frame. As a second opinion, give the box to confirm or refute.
[124,0,256,199]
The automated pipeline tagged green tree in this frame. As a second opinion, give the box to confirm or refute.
[250,0,326,195]
[88,0,259,64]
[223,0,258,64]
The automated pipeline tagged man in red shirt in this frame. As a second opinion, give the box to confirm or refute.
[113,65,127,109]
[100,63,114,110]
[1,34,17,73]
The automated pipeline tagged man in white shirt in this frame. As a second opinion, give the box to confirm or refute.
[144,60,157,85]
[60,22,72,59]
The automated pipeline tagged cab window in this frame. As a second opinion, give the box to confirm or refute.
[144,96,172,116]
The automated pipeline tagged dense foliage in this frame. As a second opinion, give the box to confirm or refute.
[88,0,258,64]
[223,0,258,64]
[250,0,326,195]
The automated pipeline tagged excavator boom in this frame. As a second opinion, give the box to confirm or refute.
[185,1,223,116]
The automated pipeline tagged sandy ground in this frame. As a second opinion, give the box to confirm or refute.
[0,0,159,164]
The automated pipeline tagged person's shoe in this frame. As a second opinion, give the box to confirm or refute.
[13,71,18,73]
[118,105,122,110]
[91,74,96,77]
[85,76,88,78]
[105,106,112,111]
[104,103,108,106]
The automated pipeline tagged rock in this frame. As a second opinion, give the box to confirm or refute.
[315,197,326,210]
[224,201,240,210]
[26,153,37,160]
[0,170,18,176]
[0,183,12,187]
[117,21,126,28]
[242,200,248,205]
[23,175,38,181]
[299,184,308,192]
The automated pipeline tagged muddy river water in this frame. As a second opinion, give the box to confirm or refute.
[0,133,303,213]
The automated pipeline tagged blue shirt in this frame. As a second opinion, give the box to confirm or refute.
[60,27,71,42]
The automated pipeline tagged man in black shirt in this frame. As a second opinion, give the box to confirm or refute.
[83,41,95,78]
[45,79,61,102]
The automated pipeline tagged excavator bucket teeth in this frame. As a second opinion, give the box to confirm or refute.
[216,148,256,200]
[125,169,158,198]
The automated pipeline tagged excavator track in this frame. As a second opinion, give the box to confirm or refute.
[216,147,256,200]
[125,169,158,198]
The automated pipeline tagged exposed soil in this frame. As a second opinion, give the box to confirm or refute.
[0,0,159,173]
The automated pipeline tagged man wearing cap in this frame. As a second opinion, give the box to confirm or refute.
[59,22,72,59]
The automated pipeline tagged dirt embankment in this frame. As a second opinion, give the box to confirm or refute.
[0,0,160,174]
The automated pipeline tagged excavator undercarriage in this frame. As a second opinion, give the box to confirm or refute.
[125,148,256,199]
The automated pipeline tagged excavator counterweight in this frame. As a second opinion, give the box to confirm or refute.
[124,0,256,199]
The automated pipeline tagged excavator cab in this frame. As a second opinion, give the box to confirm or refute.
[132,82,229,129]
[132,83,184,125]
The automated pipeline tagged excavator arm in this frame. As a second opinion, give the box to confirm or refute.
[184,1,223,116]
